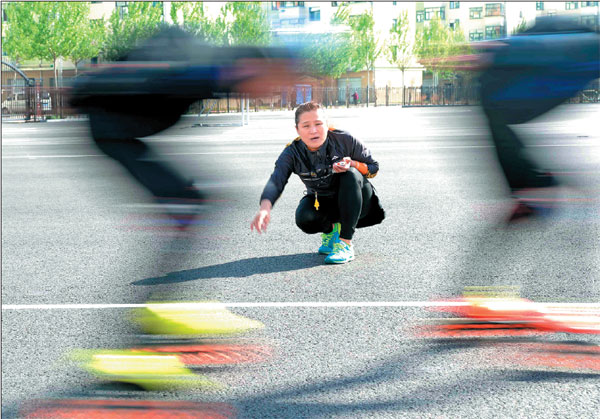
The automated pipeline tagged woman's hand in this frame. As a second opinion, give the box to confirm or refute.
[251,199,272,234]
[332,157,352,173]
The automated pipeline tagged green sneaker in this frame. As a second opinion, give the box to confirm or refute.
[324,239,355,264]
[318,223,341,254]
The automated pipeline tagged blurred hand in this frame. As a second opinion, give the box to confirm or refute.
[251,200,272,234]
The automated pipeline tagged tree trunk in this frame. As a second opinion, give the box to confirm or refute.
[401,69,405,107]
[366,68,369,108]
[53,57,62,119]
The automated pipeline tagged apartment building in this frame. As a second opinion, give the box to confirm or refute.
[268,2,423,95]
[3,2,598,91]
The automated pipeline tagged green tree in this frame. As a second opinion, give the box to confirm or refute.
[23,2,89,89]
[103,2,165,61]
[2,2,36,65]
[67,13,106,76]
[169,2,221,44]
[300,33,353,79]
[414,17,467,86]
[221,2,271,46]
[172,2,269,47]
[512,18,528,35]
[333,4,382,105]
[387,10,413,104]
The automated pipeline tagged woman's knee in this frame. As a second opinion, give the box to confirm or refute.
[339,167,363,186]
[295,207,322,233]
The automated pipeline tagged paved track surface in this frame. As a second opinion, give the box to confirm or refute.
[3,105,600,418]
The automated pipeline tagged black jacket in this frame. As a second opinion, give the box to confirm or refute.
[260,129,384,228]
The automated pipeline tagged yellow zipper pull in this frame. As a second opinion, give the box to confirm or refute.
[314,192,320,211]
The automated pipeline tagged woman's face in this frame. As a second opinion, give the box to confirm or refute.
[296,109,328,151]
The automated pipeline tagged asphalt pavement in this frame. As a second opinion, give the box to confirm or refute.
[2,104,600,418]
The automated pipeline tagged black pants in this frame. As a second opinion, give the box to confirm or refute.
[93,137,202,201]
[90,109,202,201]
[486,116,557,193]
[295,168,373,240]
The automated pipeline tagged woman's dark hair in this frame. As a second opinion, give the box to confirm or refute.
[295,101,324,126]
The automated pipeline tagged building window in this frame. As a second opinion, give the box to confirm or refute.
[309,7,320,21]
[469,7,482,19]
[425,6,445,20]
[116,1,128,18]
[393,1,397,5]
[581,2,599,7]
[2,8,7,22]
[416,10,424,23]
[450,2,460,9]
[485,3,504,17]
[581,14,598,28]
[392,18,397,26]
[273,1,305,8]
[331,1,338,6]
[536,2,544,10]
[485,25,504,39]
[449,19,459,30]
[566,1,579,9]
[469,29,484,41]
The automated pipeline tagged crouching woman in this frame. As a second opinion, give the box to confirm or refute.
[250,101,384,264]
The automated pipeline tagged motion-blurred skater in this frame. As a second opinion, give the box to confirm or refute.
[478,16,600,221]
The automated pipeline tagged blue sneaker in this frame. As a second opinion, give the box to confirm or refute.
[318,223,340,254]
[324,239,355,264]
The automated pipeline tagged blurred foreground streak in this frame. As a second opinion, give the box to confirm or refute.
[412,286,599,376]
[69,26,302,225]
[17,28,304,418]
[428,15,600,222]
[22,399,236,419]
[419,16,599,375]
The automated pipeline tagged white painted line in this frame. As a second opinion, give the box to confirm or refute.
[1,302,466,310]
[2,154,104,159]
[3,142,599,160]
[2,301,599,310]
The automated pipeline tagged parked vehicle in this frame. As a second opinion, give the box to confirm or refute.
[2,92,27,114]
[1,91,52,114]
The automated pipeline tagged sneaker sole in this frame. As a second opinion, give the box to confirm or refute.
[324,256,355,264]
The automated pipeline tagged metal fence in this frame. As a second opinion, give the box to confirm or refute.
[1,83,70,121]
[191,85,599,113]
[3,84,599,121]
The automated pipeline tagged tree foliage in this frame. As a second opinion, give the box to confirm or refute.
[512,18,528,35]
[2,2,36,64]
[68,14,106,74]
[414,17,468,83]
[171,2,270,47]
[387,10,413,77]
[351,10,381,74]
[331,4,382,102]
[103,2,165,61]
[299,33,353,79]
[221,2,271,46]
[332,4,382,73]
[3,2,89,66]
[169,2,221,44]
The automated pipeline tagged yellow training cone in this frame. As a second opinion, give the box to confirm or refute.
[132,301,264,336]
[72,349,222,391]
